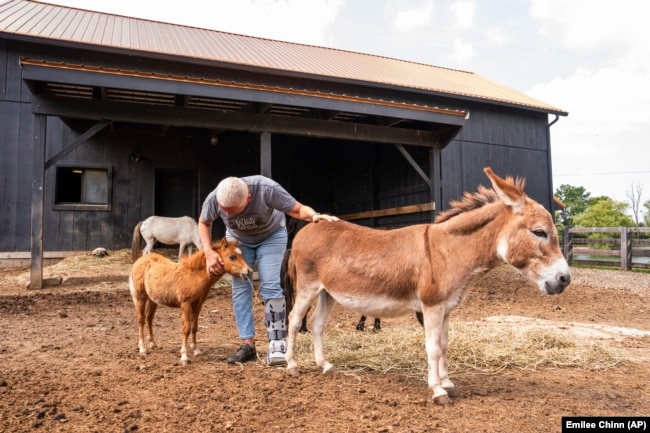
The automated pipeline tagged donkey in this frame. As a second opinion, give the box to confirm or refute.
[283,167,571,404]
[129,237,253,366]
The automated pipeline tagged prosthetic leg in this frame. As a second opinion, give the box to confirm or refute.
[265,297,287,366]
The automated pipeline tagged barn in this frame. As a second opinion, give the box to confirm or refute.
[0,0,567,287]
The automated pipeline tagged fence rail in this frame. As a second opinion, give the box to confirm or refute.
[562,227,650,271]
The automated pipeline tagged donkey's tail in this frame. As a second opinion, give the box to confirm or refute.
[131,221,143,263]
[280,248,295,316]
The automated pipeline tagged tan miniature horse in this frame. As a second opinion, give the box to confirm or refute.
[284,167,571,404]
[129,237,253,365]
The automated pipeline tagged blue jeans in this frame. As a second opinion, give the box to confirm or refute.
[227,227,287,340]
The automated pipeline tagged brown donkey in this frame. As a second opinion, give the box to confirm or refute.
[284,167,571,404]
[129,237,253,365]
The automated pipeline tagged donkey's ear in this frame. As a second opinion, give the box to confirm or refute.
[484,167,526,211]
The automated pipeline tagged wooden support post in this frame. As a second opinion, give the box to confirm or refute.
[563,227,573,265]
[620,227,631,271]
[30,114,47,290]
[260,131,272,177]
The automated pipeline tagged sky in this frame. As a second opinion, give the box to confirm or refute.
[43,0,650,207]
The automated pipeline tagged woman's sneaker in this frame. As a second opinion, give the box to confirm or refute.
[226,343,256,364]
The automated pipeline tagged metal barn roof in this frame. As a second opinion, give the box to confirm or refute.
[0,0,566,115]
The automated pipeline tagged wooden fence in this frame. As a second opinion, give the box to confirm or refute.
[562,227,650,271]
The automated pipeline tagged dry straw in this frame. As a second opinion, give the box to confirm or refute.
[292,320,628,380]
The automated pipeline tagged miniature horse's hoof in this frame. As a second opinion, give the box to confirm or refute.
[286,367,300,377]
[181,359,189,367]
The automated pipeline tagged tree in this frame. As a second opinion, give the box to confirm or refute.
[573,198,635,227]
[625,181,644,226]
[644,200,650,226]
[554,184,590,227]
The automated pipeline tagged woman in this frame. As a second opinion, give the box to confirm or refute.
[199,175,338,365]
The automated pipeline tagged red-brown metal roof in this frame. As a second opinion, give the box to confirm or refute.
[0,0,566,114]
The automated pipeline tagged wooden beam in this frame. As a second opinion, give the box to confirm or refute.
[339,203,435,221]
[395,144,431,187]
[30,114,47,290]
[44,120,111,169]
[32,95,448,147]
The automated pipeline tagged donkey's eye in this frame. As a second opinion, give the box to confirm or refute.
[531,229,548,239]
[228,255,237,261]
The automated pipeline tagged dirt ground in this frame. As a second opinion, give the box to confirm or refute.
[0,257,648,433]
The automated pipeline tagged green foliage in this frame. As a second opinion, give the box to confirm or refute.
[574,198,635,227]
[554,184,590,228]
[644,200,650,226]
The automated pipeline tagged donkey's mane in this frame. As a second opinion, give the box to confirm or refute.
[435,176,525,224]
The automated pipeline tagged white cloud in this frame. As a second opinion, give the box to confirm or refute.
[529,0,649,52]
[447,0,475,30]
[448,38,475,64]
[483,26,508,47]
[389,0,435,32]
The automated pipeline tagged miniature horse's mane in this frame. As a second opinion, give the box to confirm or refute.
[180,240,229,272]
[435,176,526,224]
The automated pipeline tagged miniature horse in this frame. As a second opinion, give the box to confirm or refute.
[284,168,571,404]
[132,215,203,263]
[129,237,253,366]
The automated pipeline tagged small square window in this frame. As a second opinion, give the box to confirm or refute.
[54,166,112,211]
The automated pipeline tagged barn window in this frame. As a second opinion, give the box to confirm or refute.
[54,166,112,211]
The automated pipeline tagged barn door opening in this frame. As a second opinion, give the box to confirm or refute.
[154,168,199,218]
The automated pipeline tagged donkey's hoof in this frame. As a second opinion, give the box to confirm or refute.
[323,366,337,376]
[286,367,300,377]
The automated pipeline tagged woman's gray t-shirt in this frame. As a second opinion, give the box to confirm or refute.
[200,175,296,244]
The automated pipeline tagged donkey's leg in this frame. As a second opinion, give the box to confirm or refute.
[373,318,381,332]
[355,315,367,331]
[312,291,336,375]
[439,311,457,397]
[422,304,451,405]
[145,300,158,350]
[286,290,319,376]
[179,303,194,366]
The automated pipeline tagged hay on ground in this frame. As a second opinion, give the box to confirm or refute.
[293,321,629,380]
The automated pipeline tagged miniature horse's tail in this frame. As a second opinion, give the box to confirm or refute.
[131,221,144,263]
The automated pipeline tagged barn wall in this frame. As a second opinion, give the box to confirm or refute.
[0,38,556,253]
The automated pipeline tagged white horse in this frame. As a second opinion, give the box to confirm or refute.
[132,216,202,263]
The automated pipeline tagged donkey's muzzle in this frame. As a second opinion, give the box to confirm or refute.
[545,271,572,295]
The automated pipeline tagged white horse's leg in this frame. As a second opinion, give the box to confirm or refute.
[177,242,186,262]
[439,311,457,397]
[312,291,336,374]
[142,234,155,255]
[423,305,451,405]
[286,287,319,376]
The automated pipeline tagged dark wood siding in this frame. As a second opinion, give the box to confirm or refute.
[0,39,556,253]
